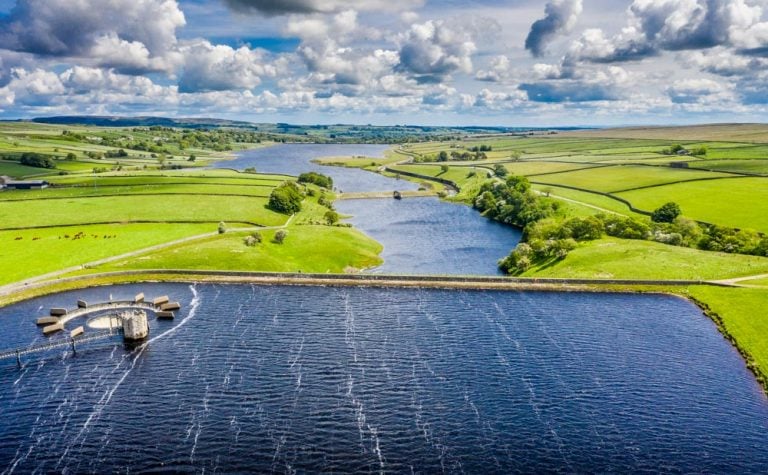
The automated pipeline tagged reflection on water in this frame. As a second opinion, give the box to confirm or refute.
[1,283,767,472]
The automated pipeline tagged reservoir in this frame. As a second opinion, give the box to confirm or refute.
[336,197,522,275]
[217,144,522,275]
[1,283,767,472]
[213,143,420,193]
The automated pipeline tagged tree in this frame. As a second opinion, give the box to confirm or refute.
[324,210,340,225]
[651,202,682,223]
[218,222,227,234]
[298,172,333,189]
[20,152,56,169]
[273,229,288,244]
[268,182,304,214]
[244,231,262,247]
[188,154,196,162]
[493,164,508,177]
[66,152,77,161]
[437,151,449,162]
[440,164,449,174]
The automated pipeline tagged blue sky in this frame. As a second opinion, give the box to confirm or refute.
[0,0,767,126]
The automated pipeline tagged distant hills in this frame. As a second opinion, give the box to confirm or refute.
[31,116,256,129]
[23,115,588,143]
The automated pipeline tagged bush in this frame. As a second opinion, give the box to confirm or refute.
[651,202,681,223]
[244,231,262,247]
[298,172,333,189]
[268,181,304,214]
[218,222,227,234]
[273,229,288,244]
[324,210,340,225]
[20,152,56,169]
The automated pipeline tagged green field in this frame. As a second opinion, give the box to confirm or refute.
[688,286,768,388]
[88,226,382,274]
[0,224,214,285]
[523,237,768,280]
[0,194,284,229]
[532,165,731,193]
[617,177,768,232]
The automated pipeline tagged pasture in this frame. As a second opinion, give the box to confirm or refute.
[617,177,768,232]
[91,226,383,274]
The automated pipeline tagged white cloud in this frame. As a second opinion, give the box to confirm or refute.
[396,20,477,83]
[475,56,513,82]
[222,0,424,15]
[525,0,583,57]
[0,0,185,73]
[178,41,277,92]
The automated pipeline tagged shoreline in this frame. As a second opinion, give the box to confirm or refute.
[0,271,764,395]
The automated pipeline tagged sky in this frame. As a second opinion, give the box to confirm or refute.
[1,0,768,126]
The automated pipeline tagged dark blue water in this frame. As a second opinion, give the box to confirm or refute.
[213,144,420,193]
[1,283,767,473]
[337,198,522,275]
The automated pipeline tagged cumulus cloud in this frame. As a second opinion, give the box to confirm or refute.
[0,0,185,73]
[475,55,513,82]
[525,0,583,57]
[222,0,423,15]
[396,20,477,83]
[570,0,768,63]
[178,41,277,93]
[520,66,630,103]
[665,78,726,102]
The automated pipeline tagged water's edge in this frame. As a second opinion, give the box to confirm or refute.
[3,271,763,396]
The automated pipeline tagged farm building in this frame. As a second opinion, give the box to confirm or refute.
[4,180,49,190]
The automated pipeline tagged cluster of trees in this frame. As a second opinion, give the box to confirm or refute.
[105,149,129,158]
[498,199,768,274]
[469,145,492,152]
[414,150,489,162]
[473,175,560,229]
[298,172,333,189]
[19,152,56,169]
[661,144,708,156]
[268,181,305,214]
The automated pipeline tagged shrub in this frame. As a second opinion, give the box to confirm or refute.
[298,172,333,189]
[268,181,304,214]
[651,202,681,223]
[20,152,56,169]
[243,231,262,247]
[273,229,288,244]
[324,210,340,225]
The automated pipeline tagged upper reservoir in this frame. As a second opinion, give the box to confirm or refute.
[1,283,766,472]
[213,143,420,193]
[216,144,521,274]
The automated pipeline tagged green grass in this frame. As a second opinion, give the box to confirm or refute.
[617,177,768,232]
[92,226,383,274]
[523,237,768,280]
[0,223,213,285]
[531,184,646,218]
[532,165,730,193]
[687,286,768,389]
[0,184,274,200]
[0,194,284,229]
[0,161,55,178]
[688,159,768,175]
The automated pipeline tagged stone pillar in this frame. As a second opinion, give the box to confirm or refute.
[122,310,149,341]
